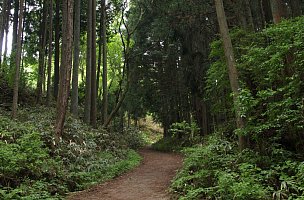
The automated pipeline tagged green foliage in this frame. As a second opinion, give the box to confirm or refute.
[171,134,304,199]
[152,121,200,152]
[169,121,201,146]
[206,17,304,151]
[0,107,142,199]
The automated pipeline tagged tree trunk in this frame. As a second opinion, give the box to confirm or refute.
[97,10,102,98]
[54,0,74,138]
[12,0,24,119]
[12,0,19,49]
[289,0,302,17]
[214,0,247,150]
[90,0,97,127]
[270,0,288,24]
[3,2,11,69]
[37,1,48,103]
[102,0,108,124]
[244,0,254,31]
[0,0,9,67]
[71,0,80,116]
[46,0,53,106]
[54,0,60,99]
[84,0,92,124]
[103,79,129,128]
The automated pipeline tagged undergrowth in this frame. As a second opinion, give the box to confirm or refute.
[0,107,142,199]
[152,121,201,152]
[171,133,304,200]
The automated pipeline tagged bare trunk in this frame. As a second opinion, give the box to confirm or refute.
[270,0,288,24]
[2,0,11,65]
[12,0,24,119]
[214,0,247,150]
[97,10,102,98]
[71,0,80,116]
[55,0,74,138]
[84,0,92,124]
[91,0,97,127]
[244,0,254,30]
[37,1,48,103]
[46,0,53,106]
[0,0,9,67]
[102,0,108,124]
[54,0,60,99]
[12,0,19,50]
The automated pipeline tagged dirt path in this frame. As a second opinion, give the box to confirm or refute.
[67,149,183,200]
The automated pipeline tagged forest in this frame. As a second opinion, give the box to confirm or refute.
[0,0,304,199]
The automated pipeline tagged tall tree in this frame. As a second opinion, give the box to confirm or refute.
[12,0,24,119]
[84,0,92,124]
[214,0,246,150]
[90,0,97,127]
[54,0,60,99]
[70,0,81,116]
[54,0,74,137]
[46,0,53,106]
[102,0,108,124]
[36,1,48,103]
[0,0,9,67]
[12,0,19,49]
[2,1,11,66]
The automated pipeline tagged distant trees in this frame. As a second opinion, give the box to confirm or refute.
[1,0,302,137]
[125,0,304,145]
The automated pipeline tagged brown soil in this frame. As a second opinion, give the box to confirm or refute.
[67,149,183,200]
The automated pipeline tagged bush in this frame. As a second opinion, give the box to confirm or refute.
[0,107,142,199]
[171,133,304,199]
[152,121,201,152]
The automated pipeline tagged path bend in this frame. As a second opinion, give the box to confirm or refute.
[67,148,183,200]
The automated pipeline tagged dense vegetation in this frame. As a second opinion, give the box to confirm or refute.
[170,14,304,200]
[0,0,303,199]
[0,105,143,199]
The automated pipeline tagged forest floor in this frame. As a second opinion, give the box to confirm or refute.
[67,148,183,200]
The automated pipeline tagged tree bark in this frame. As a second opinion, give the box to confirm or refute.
[55,0,74,138]
[244,0,254,30]
[54,0,60,99]
[0,0,9,67]
[71,0,81,116]
[97,8,102,98]
[37,1,48,104]
[12,0,24,119]
[12,0,19,49]
[102,0,108,124]
[289,0,302,17]
[90,0,97,127]
[214,0,247,150]
[46,0,53,106]
[84,0,92,124]
[270,0,288,24]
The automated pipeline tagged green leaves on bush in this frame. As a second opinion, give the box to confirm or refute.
[0,107,142,199]
[171,133,304,199]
